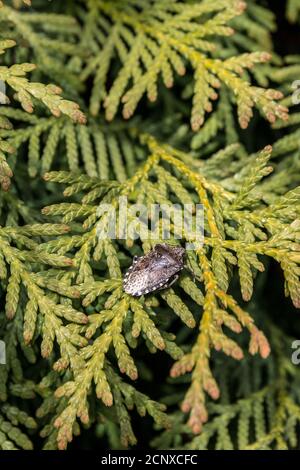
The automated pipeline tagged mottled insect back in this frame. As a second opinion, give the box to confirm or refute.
[123,244,185,297]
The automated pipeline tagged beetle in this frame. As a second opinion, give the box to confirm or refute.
[123,243,186,297]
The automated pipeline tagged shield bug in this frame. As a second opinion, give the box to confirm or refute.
[123,243,186,297]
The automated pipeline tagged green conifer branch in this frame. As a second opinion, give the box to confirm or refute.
[153,326,300,450]
[38,131,300,442]
[0,0,299,451]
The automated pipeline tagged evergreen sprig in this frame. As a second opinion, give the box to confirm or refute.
[79,0,288,130]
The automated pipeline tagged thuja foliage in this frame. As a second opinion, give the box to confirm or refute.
[0,0,300,450]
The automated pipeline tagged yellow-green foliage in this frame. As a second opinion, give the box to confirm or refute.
[0,0,300,451]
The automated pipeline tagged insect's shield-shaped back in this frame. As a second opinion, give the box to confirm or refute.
[96,196,204,250]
